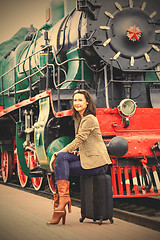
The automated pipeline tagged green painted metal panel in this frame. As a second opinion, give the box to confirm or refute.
[1,53,16,108]
[47,136,73,170]
[0,28,32,107]
[16,122,31,177]
[60,47,93,89]
[0,27,29,68]
[15,41,41,97]
[1,146,13,152]
[0,27,45,109]
[0,140,13,152]
[145,72,159,88]
[40,52,53,68]
[0,40,40,108]
[34,96,50,170]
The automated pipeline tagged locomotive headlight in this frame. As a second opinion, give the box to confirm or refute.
[113,99,137,128]
[117,99,137,128]
[118,99,137,118]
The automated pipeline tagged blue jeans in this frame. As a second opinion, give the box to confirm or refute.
[54,152,108,183]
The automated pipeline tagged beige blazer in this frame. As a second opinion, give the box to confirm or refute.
[66,114,112,169]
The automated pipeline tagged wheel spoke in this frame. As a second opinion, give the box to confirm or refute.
[29,151,46,191]
[17,152,29,188]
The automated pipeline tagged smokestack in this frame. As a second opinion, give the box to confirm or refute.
[49,0,76,25]
[50,0,64,25]
[64,0,76,16]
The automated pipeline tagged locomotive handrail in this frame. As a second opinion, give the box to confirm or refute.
[50,44,106,91]
[51,45,86,66]
[1,43,159,98]
[1,80,40,96]
[50,44,86,89]
[0,43,90,103]
[0,42,107,97]
[0,44,54,99]
[48,63,85,89]
[0,44,87,95]
[0,66,46,95]
[51,44,105,73]
[0,46,49,79]
[109,80,160,83]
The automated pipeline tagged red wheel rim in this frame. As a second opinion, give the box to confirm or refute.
[47,174,56,193]
[1,151,12,183]
[17,152,29,187]
[29,151,45,191]
[2,152,8,183]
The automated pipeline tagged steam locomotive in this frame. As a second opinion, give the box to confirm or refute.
[0,0,160,197]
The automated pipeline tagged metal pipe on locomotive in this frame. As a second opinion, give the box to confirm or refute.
[0,0,160,197]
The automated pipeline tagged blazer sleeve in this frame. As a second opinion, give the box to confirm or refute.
[66,116,96,153]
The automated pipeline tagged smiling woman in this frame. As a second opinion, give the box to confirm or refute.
[73,93,88,118]
[72,90,97,119]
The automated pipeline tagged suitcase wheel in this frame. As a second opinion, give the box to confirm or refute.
[110,218,114,224]
[99,219,103,225]
[79,216,85,223]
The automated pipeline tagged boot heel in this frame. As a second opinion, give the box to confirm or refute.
[62,212,66,225]
[68,201,71,213]
[47,211,65,225]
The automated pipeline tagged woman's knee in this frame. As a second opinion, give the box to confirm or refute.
[57,152,79,162]
[56,152,68,161]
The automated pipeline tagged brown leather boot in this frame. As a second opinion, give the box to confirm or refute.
[55,180,71,213]
[47,210,66,225]
[47,192,59,224]
[53,193,59,208]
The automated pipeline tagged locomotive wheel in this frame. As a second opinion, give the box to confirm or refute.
[47,174,56,193]
[1,151,12,183]
[29,151,46,191]
[17,152,30,188]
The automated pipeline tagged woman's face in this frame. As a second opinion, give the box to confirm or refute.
[73,93,88,116]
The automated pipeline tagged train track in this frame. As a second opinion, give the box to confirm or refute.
[0,177,160,232]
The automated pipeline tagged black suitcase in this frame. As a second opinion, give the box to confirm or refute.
[79,174,114,225]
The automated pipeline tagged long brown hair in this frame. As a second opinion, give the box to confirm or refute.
[72,90,96,119]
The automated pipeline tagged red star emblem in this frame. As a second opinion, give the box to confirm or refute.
[127,25,142,41]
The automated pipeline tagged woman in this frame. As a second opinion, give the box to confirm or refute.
[47,89,112,225]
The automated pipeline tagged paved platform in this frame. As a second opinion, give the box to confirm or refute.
[0,184,159,240]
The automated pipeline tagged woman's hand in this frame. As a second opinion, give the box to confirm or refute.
[71,150,80,156]
[50,153,57,172]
